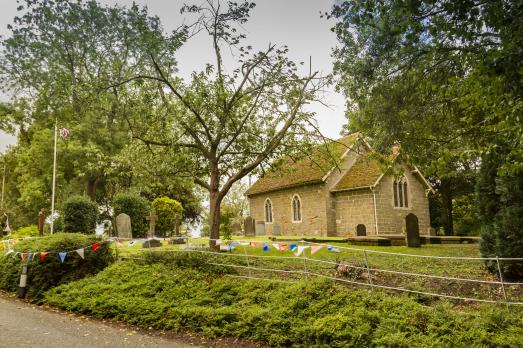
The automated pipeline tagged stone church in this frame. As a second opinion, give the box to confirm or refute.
[246,133,433,237]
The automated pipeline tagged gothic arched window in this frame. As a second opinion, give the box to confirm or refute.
[292,195,302,222]
[393,177,409,208]
[264,199,273,223]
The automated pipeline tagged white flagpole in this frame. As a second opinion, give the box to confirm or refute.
[50,118,58,234]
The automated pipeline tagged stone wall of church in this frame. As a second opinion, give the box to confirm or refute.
[331,188,376,236]
[373,170,431,236]
[248,183,329,236]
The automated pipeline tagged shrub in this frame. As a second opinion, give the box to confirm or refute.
[112,192,150,238]
[63,195,98,234]
[0,233,113,302]
[151,197,183,237]
[12,225,39,238]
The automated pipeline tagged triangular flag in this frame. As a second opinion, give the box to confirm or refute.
[27,253,33,262]
[39,252,48,261]
[59,252,67,263]
[272,243,280,250]
[294,246,309,256]
[75,248,84,259]
[249,242,258,247]
[311,245,324,255]
[327,245,340,253]
[289,243,297,252]
[91,242,100,251]
[227,242,238,251]
[262,242,270,252]
[128,241,135,246]
[21,253,28,262]
[215,239,222,245]
[278,244,287,251]
[12,252,19,259]
[239,242,250,246]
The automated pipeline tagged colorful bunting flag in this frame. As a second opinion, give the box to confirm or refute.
[272,243,280,250]
[39,252,48,261]
[327,245,340,253]
[21,253,28,262]
[75,248,84,259]
[128,241,135,246]
[59,252,67,263]
[278,244,287,251]
[263,242,270,252]
[249,242,258,247]
[227,242,239,251]
[311,245,324,255]
[289,243,297,252]
[91,242,101,251]
[294,246,309,256]
[12,252,19,259]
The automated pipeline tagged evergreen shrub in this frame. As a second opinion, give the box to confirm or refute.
[0,233,113,302]
[112,192,150,238]
[63,195,98,234]
[152,196,183,237]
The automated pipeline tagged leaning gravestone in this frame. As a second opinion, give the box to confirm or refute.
[244,216,255,237]
[356,224,366,236]
[255,221,266,236]
[116,213,132,239]
[232,221,242,236]
[272,224,282,236]
[405,213,421,247]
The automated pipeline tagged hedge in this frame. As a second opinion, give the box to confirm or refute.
[0,233,113,302]
[63,195,98,234]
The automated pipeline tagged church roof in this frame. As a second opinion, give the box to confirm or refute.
[245,133,361,196]
[331,153,383,191]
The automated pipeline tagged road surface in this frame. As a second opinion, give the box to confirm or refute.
[0,293,187,348]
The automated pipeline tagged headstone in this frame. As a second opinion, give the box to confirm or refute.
[146,210,158,238]
[142,238,162,248]
[38,209,45,237]
[272,224,282,236]
[116,213,132,239]
[405,213,421,247]
[232,221,242,236]
[255,221,266,236]
[168,237,186,245]
[356,224,366,236]
[244,216,255,237]
[429,227,437,236]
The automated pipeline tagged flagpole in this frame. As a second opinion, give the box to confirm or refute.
[1,160,5,211]
[50,118,58,234]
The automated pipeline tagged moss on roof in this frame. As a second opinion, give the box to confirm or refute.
[245,133,360,196]
[332,153,383,191]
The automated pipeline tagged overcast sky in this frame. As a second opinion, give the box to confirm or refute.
[0,0,347,153]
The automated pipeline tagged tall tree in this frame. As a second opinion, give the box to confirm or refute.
[117,1,325,247]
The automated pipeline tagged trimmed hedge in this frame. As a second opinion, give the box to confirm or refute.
[0,233,113,302]
[63,195,98,234]
[113,192,150,238]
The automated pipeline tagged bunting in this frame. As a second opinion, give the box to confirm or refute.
[59,252,67,263]
[272,243,280,250]
[289,243,297,252]
[263,242,270,252]
[327,245,341,253]
[294,246,309,256]
[40,252,48,261]
[311,245,324,255]
[278,244,287,251]
[21,253,28,262]
[249,242,258,247]
[75,248,84,259]
[91,243,101,251]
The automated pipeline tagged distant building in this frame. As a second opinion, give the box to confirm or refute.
[246,133,433,237]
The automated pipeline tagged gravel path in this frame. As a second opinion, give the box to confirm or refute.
[0,293,187,348]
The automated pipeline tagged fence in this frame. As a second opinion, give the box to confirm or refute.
[114,237,523,306]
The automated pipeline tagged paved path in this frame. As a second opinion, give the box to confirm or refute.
[0,293,187,348]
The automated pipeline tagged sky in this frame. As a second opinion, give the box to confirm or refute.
[0,0,347,153]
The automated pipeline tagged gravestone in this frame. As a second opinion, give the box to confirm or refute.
[232,221,242,236]
[116,213,132,239]
[244,216,255,237]
[272,224,282,236]
[142,238,162,248]
[405,213,421,247]
[255,221,266,236]
[356,224,366,236]
[38,209,45,237]
[146,210,158,238]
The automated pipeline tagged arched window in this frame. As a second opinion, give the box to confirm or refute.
[264,199,273,223]
[292,195,302,222]
[394,177,409,208]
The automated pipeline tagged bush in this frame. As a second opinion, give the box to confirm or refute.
[113,192,150,238]
[12,225,39,238]
[152,197,183,237]
[44,258,523,347]
[63,195,98,234]
[0,233,113,302]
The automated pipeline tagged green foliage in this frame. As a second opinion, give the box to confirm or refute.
[13,225,39,238]
[0,233,113,302]
[151,197,183,237]
[112,192,150,238]
[45,258,523,347]
[477,146,523,280]
[63,195,98,234]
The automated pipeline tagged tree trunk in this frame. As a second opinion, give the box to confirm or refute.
[86,177,97,201]
[440,178,454,236]
[208,189,222,250]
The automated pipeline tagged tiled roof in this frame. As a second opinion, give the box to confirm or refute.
[332,153,383,191]
[245,133,360,196]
